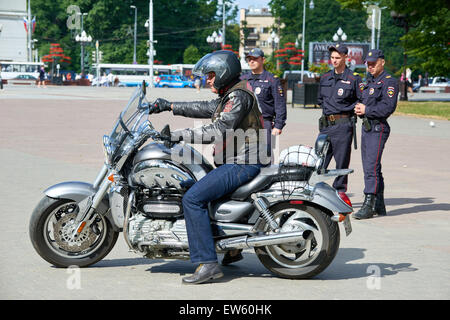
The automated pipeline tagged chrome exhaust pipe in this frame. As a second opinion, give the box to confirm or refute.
[216,230,307,251]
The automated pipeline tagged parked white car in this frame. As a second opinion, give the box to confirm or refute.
[429,76,449,87]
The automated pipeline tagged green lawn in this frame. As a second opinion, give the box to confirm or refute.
[395,101,450,120]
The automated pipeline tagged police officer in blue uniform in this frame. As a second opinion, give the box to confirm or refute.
[354,49,399,219]
[317,44,362,198]
[241,48,287,157]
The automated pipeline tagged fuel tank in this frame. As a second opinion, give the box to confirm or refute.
[131,142,213,189]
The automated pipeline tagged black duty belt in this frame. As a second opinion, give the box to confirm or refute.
[320,113,353,128]
[319,113,358,149]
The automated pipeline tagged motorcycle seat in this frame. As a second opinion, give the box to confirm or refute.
[230,165,313,201]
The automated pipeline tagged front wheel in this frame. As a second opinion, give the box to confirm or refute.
[255,202,340,279]
[29,196,119,268]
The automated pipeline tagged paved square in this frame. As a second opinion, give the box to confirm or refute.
[0,86,449,299]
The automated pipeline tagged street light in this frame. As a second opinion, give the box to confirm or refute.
[75,12,91,76]
[333,27,347,42]
[206,30,223,50]
[130,5,137,64]
[390,10,417,101]
[145,0,155,88]
[267,31,279,59]
[300,0,314,83]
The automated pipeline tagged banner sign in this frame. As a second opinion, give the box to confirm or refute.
[309,42,371,69]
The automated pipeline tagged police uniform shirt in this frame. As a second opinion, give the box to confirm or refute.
[361,70,399,119]
[241,70,286,130]
[318,67,362,115]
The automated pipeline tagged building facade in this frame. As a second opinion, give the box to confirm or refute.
[0,0,28,62]
[239,7,279,60]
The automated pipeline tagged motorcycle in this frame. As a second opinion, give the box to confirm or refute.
[29,84,353,279]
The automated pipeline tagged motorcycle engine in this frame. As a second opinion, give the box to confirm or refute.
[127,214,189,259]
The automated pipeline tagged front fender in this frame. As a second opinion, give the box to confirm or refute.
[311,182,352,214]
[44,181,111,219]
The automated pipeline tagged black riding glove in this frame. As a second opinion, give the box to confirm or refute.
[149,98,172,114]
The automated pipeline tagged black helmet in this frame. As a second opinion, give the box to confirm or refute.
[192,50,241,90]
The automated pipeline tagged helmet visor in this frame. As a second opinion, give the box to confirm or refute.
[192,53,228,79]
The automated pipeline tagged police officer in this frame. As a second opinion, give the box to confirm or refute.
[317,44,362,198]
[241,48,287,157]
[353,49,399,219]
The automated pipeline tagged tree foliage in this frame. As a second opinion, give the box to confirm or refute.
[336,0,450,76]
[31,0,241,72]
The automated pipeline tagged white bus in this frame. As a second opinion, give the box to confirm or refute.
[92,63,195,86]
[93,63,174,86]
[0,61,44,80]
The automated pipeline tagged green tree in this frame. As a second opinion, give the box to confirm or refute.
[31,0,233,71]
[183,45,202,64]
[336,0,450,76]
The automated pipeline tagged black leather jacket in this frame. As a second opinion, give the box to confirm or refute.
[171,80,266,165]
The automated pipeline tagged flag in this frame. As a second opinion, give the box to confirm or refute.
[23,17,28,33]
[32,16,36,33]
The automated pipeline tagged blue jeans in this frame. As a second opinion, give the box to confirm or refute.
[182,164,262,264]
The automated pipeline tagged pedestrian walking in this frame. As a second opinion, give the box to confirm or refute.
[38,66,46,88]
[317,44,362,199]
[353,49,399,219]
[241,48,287,159]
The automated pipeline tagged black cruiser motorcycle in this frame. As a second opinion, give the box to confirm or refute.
[29,85,353,279]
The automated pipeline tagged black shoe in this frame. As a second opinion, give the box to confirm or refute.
[374,192,386,216]
[222,249,243,266]
[353,194,376,220]
[182,263,224,285]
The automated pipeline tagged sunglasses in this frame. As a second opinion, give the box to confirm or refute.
[246,56,262,62]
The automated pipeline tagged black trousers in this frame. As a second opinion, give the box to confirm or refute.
[319,121,354,192]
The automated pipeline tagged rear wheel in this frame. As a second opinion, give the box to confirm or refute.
[29,196,119,268]
[254,202,340,279]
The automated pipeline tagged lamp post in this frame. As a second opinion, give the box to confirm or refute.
[145,0,155,88]
[206,31,223,50]
[267,30,279,68]
[130,5,137,64]
[391,10,417,101]
[75,13,92,77]
[222,0,226,48]
[332,27,347,42]
[300,0,314,83]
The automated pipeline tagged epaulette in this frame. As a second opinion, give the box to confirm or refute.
[353,72,359,76]
[386,75,391,79]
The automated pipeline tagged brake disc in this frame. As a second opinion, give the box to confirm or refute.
[53,212,97,253]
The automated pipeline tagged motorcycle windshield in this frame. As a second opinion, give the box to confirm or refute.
[108,87,149,158]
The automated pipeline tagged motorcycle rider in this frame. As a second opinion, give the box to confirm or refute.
[148,50,268,284]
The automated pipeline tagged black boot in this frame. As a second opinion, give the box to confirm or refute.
[222,249,243,266]
[353,194,376,220]
[182,263,224,285]
[374,192,386,216]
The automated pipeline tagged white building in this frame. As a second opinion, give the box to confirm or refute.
[0,0,28,62]
[239,7,278,59]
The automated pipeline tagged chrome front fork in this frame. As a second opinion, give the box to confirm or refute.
[72,164,111,238]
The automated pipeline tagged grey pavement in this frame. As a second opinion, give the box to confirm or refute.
[0,86,449,300]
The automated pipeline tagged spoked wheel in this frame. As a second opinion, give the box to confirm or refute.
[254,202,340,279]
[29,196,118,268]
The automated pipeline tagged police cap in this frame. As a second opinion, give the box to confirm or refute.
[365,49,385,62]
[328,43,348,55]
[245,48,265,58]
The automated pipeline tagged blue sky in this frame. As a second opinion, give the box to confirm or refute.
[235,0,271,10]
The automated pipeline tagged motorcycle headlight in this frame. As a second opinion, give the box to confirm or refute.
[103,135,113,165]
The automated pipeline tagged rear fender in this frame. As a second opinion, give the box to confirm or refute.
[310,182,352,214]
